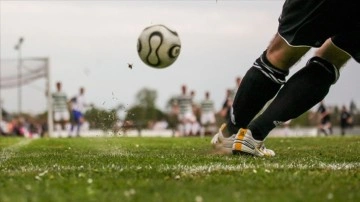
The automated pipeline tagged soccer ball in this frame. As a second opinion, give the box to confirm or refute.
[137,24,181,69]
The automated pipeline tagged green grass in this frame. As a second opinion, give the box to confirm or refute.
[0,136,359,202]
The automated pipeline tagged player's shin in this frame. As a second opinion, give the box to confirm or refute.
[228,51,288,134]
[248,56,339,140]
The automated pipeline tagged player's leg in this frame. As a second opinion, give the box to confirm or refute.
[59,111,68,130]
[178,115,186,136]
[76,114,84,137]
[227,33,310,135]
[191,121,200,136]
[69,110,78,137]
[57,111,70,137]
[63,111,71,132]
[200,115,206,136]
[54,121,62,135]
[184,122,191,136]
[211,34,308,152]
[321,123,329,136]
[340,124,345,136]
[247,39,352,142]
[53,112,63,137]
[226,0,335,135]
[232,0,360,156]
[232,44,348,156]
[328,121,333,135]
[211,35,307,154]
[208,113,217,135]
[315,39,352,69]
[184,113,195,136]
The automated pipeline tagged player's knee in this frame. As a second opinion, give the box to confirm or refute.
[307,56,340,84]
[253,51,289,85]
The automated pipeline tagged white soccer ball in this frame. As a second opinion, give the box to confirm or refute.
[137,24,181,69]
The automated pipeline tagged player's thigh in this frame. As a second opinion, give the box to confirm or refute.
[61,111,70,122]
[200,115,207,126]
[54,112,61,122]
[200,114,210,125]
[278,0,355,47]
[73,111,82,124]
[184,112,196,123]
[266,34,310,70]
[178,114,185,123]
[315,2,359,67]
[274,0,359,68]
[315,39,352,69]
[317,30,360,68]
[201,113,216,125]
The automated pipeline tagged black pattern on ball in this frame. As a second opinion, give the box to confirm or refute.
[168,45,181,58]
[146,31,163,66]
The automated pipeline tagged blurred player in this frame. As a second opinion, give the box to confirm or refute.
[219,89,233,129]
[190,90,201,135]
[340,105,352,136]
[52,82,70,136]
[69,87,87,137]
[230,76,242,100]
[316,101,333,136]
[349,100,357,127]
[220,77,242,130]
[212,0,360,157]
[200,91,216,136]
[172,85,197,136]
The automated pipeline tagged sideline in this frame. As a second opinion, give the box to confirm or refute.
[1,161,359,174]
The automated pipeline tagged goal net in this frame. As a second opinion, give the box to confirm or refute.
[0,57,53,136]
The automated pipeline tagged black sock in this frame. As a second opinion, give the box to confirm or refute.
[227,51,288,134]
[249,57,339,140]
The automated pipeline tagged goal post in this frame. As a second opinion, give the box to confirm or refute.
[45,58,54,137]
[0,57,53,136]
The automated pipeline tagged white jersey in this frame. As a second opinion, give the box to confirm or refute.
[71,94,86,113]
[200,99,216,125]
[175,94,193,116]
[174,94,196,122]
[200,99,215,114]
[52,91,68,112]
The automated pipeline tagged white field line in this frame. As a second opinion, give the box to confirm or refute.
[1,161,359,175]
[160,162,360,175]
[0,139,32,164]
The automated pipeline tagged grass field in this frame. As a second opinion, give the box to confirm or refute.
[0,135,359,202]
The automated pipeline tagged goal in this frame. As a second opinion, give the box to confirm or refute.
[0,57,53,136]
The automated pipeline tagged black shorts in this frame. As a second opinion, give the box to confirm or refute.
[321,115,331,125]
[278,0,360,63]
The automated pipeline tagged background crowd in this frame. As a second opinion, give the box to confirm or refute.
[0,76,358,138]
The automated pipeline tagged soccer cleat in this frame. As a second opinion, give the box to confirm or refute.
[210,123,226,144]
[232,128,275,157]
[211,123,236,154]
